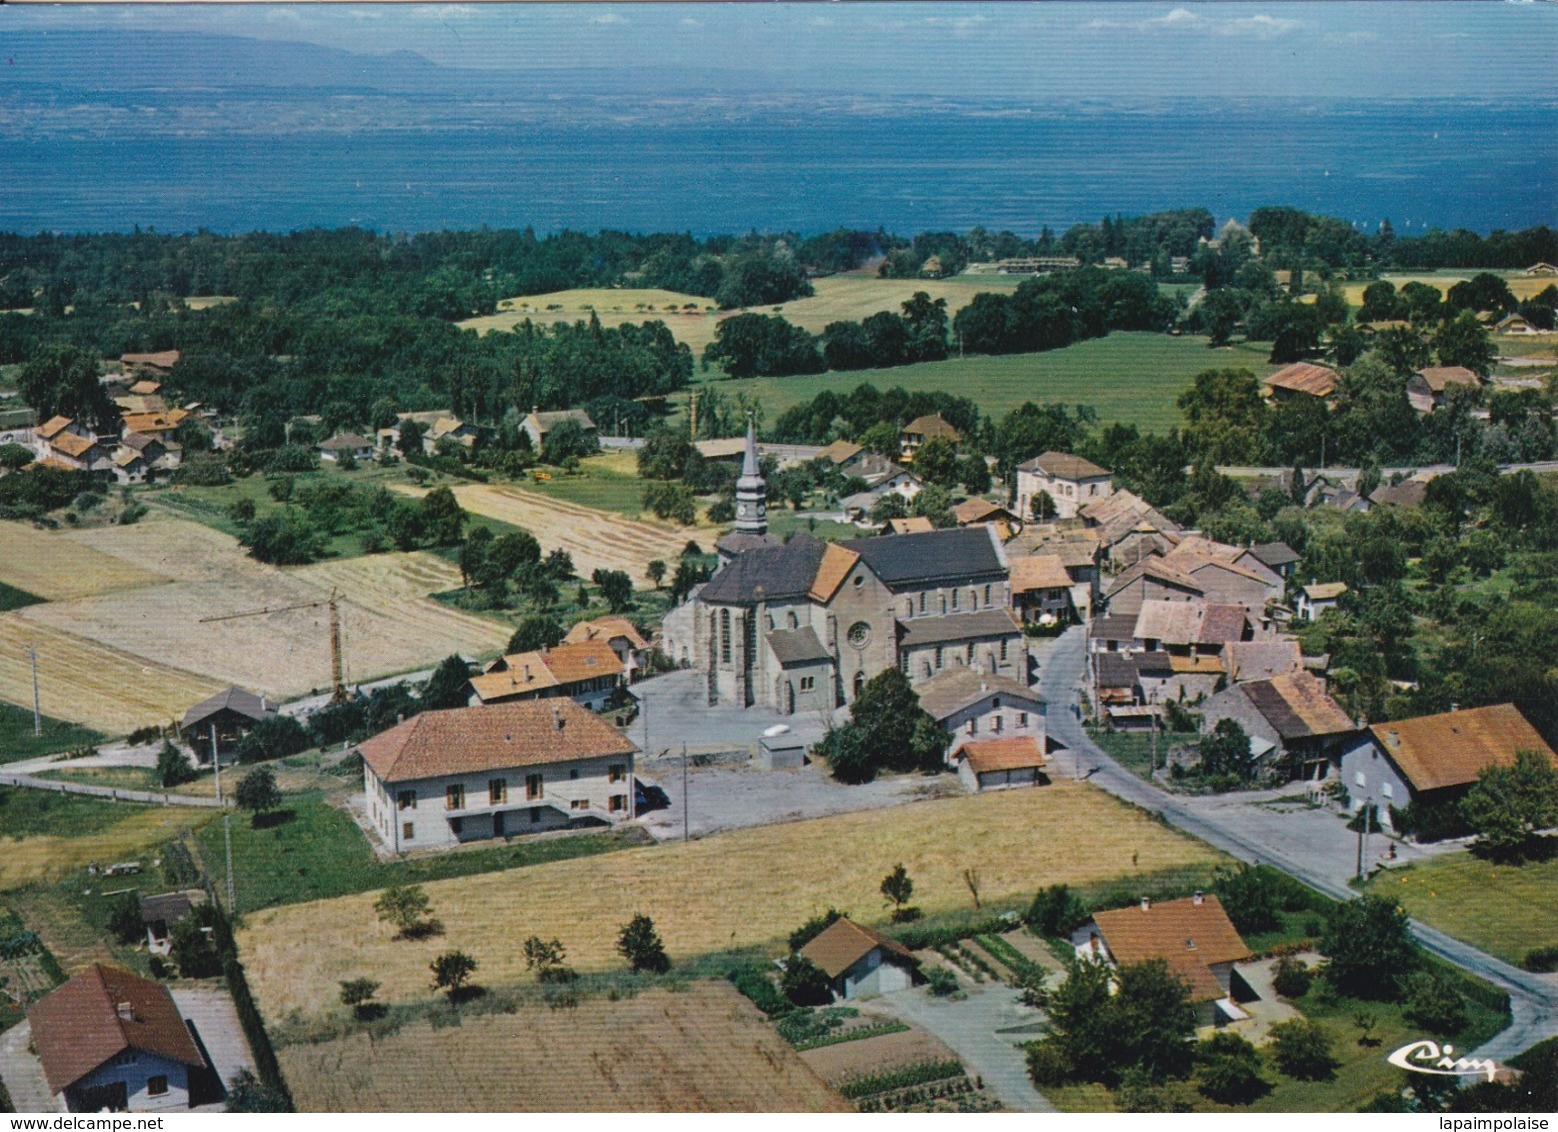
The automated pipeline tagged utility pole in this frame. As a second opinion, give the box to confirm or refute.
[28,645,41,737]
[209,723,234,911]
[1149,692,1158,776]
[682,741,689,843]
[1355,799,1368,880]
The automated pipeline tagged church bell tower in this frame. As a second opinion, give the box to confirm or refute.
[734,416,768,536]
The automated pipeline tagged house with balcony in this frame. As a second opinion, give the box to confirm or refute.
[360,699,638,852]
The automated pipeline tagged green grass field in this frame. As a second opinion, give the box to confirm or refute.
[701,333,1276,435]
[1363,851,1558,966]
[0,703,105,764]
[516,451,655,518]
[194,792,645,913]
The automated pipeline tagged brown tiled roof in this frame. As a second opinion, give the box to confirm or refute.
[1370,704,1557,793]
[477,639,624,698]
[1106,557,1203,598]
[914,667,1043,722]
[563,616,648,651]
[1092,895,1250,998]
[1414,366,1481,392]
[1263,363,1340,397]
[121,350,180,370]
[50,432,100,458]
[37,415,74,440]
[958,735,1046,774]
[816,439,863,465]
[1132,600,1201,645]
[112,448,145,468]
[799,917,918,980]
[359,699,636,784]
[32,456,79,472]
[28,963,204,1094]
[1225,639,1302,683]
[886,516,935,535]
[1170,655,1226,675]
[1020,450,1110,480]
[120,409,189,434]
[120,432,163,455]
[1242,673,1355,740]
[1370,479,1429,508]
[127,380,162,395]
[1010,554,1073,593]
[901,413,962,442]
[319,431,373,450]
[1303,582,1348,601]
[808,543,860,603]
[952,498,1015,526]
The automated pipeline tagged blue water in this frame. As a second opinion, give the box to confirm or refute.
[3,102,1554,236]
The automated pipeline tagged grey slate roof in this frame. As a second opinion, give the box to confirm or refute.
[1133,650,1174,675]
[897,608,1022,648]
[180,686,277,731]
[1249,541,1301,569]
[698,532,827,606]
[766,627,832,666]
[140,893,194,927]
[715,531,783,556]
[915,667,1044,721]
[842,526,1003,587]
[1089,613,1138,643]
[1094,652,1139,687]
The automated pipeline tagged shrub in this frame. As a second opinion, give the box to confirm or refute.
[1268,1018,1337,1081]
[1403,969,1469,1035]
[780,955,834,1007]
[617,913,670,974]
[926,967,959,997]
[156,740,198,787]
[430,950,478,1001]
[1271,955,1314,999]
[1027,883,1089,938]
[374,884,435,939]
[1522,946,1558,973]
[1024,1038,1073,1086]
[1195,1031,1269,1105]
[727,963,789,1017]
[106,893,144,945]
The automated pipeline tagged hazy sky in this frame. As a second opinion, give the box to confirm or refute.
[6,1,1557,99]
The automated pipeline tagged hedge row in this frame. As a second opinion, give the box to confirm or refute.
[211,903,294,1110]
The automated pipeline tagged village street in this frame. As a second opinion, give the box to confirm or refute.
[1033,625,1558,1064]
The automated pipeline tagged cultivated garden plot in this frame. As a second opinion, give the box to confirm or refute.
[237,781,1221,1020]
[277,982,849,1113]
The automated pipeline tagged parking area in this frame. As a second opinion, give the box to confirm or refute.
[630,669,836,756]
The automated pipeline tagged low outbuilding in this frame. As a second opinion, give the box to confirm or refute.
[798,917,922,1000]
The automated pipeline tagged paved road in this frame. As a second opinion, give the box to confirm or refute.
[1036,626,1558,1064]
[868,984,1054,1113]
[0,770,225,808]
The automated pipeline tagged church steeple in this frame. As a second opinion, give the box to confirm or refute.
[734,415,767,535]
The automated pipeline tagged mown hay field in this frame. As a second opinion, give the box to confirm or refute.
[0,520,169,600]
[391,480,720,581]
[239,780,1222,1019]
[0,793,212,889]
[279,982,849,1113]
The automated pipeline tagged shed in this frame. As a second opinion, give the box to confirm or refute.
[797,917,921,1000]
[758,734,808,771]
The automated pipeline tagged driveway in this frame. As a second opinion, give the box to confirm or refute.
[0,1020,64,1113]
[630,669,835,756]
[866,981,1053,1113]
[171,984,256,1109]
[1037,625,1558,1064]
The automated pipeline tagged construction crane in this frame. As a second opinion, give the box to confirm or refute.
[199,588,348,703]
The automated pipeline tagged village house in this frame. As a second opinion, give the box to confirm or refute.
[839,460,923,521]
[423,415,480,454]
[1128,600,1253,700]
[1523,262,1558,277]
[360,699,637,851]
[468,638,625,710]
[1407,366,1481,414]
[953,735,1048,792]
[120,431,175,470]
[562,616,652,683]
[1296,582,1348,620]
[1495,314,1538,336]
[28,964,208,1112]
[883,515,935,536]
[139,891,201,956]
[110,446,149,484]
[1262,362,1341,403]
[119,409,189,446]
[1009,553,1078,624]
[1247,541,1301,583]
[1078,490,1183,565]
[520,406,597,451]
[1103,558,1205,620]
[1015,451,1113,520]
[317,432,376,463]
[1199,672,1357,780]
[40,426,114,474]
[915,666,1046,752]
[898,413,962,462]
[179,686,278,761]
[1076,894,1254,1029]
[1223,638,1304,684]
[951,497,1022,541]
[797,917,922,1000]
[814,438,864,471]
[1369,478,1430,509]
[1337,703,1557,831]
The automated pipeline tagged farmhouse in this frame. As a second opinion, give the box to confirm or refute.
[815,438,864,470]
[1524,262,1558,277]
[1337,703,1557,831]
[898,413,962,461]
[424,416,480,453]
[1495,313,1538,336]
[954,735,1048,792]
[40,428,114,473]
[1015,451,1113,520]
[797,917,921,1000]
[563,616,651,682]
[1296,581,1348,620]
[119,409,189,445]
[119,431,176,470]
[28,964,207,1112]
[1079,490,1183,565]
[521,406,597,451]
[1262,362,1341,402]
[317,432,376,463]
[1009,553,1078,624]
[1078,895,1253,1028]
[179,686,278,761]
[360,698,638,851]
[915,666,1046,752]
[468,638,625,710]
[1407,366,1481,413]
[1198,672,1356,780]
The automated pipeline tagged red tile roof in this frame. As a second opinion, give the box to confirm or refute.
[799,917,918,980]
[958,735,1046,774]
[1091,896,1250,1003]
[1263,363,1340,398]
[1371,703,1556,793]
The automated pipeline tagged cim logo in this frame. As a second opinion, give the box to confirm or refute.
[1387,1039,1502,1082]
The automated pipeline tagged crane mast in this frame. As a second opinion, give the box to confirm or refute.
[199,589,347,702]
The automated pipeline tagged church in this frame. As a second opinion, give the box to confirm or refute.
[661,423,1028,714]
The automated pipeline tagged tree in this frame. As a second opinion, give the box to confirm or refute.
[1318,895,1418,999]
[1434,310,1497,378]
[107,893,144,945]
[617,912,670,973]
[430,950,478,1000]
[169,914,222,978]
[788,908,846,952]
[909,483,955,527]
[541,418,599,463]
[646,559,667,589]
[880,863,916,922]
[1029,489,1056,521]
[374,883,434,939]
[420,486,466,546]
[1197,288,1244,347]
[1027,884,1089,938]
[1213,864,1281,935]
[419,654,472,711]
[913,436,960,487]
[239,514,324,565]
[0,443,34,471]
[1110,959,1198,1082]
[507,615,565,653]
[339,978,381,1020]
[156,740,198,788]
[592,568,634,614]
[1268,1018,1337,1081]
[869,492,908,524]
[1195,1031,1269,1105]
[234,766,282,823]
[225,1069,290,1113]
[779,955,833,1006]
[1461,749,1558,861]
[1198,718,1252,780]
[397,418,426,457]
[1271,956,1313,999]
[1403,969,1468,1035]
[18,342,118,432]
[817,668,948,783]
[522,936,576,983]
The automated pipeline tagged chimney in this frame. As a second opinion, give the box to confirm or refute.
[1089,931,1100,954]
[1448,702,1459,713]
[1185,937,1196,951]
[1140,897,1150,912]
[116,1001,135,1022]
[552,705,564,732]
[1193,889,1204,906]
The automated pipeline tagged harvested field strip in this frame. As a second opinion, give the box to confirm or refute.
[60,517,256,583]
[0,613,223,734]
[0,794,213,889]
[392,482,721,580]
[238,780,1221,1019]
[0,520,168,600]
[277,982,849,1113]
